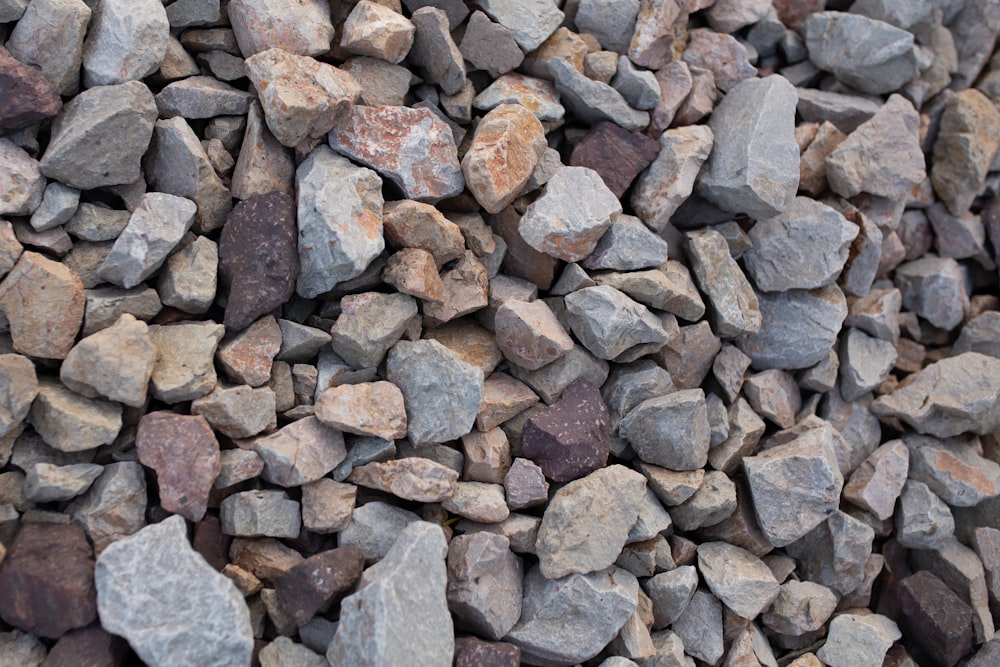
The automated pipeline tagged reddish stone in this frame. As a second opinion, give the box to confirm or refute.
[0,46,62,133]
[42,624,129,667]
[275,545,365,628]
[521,379,610,482]
[0,523,97,639]
[218,192,299,331]
[897,570,974,667]
[570,121,660,198]
[192,515,231,572]
[137,411,222,522]
[453,637,522,667]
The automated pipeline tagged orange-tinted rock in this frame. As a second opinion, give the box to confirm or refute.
[0,45,62,133]
[423,251,490,326]
[315,381,407,440]
[570,121,660,198]
[382,248,446,302]
[476,372,540,431]
[382,199,465,267]
[0,251,85,359]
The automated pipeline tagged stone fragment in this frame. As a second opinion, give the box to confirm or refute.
[227,0,334,57]
[315,383,406,441]
[0,46,60,133]
[682,28,756,92]
[762,581,838,636]
[565,286,669,361]
[907,435,1000,507]
[383,199,464,267]
[82,0,168,87]
[798,121,847,197]
[5,0,90,95]
[458,429,510,486]
[645,60,692,136]
[338,501,420,564]
[471,0,562,52]
[341,1,415,64]
[459,11,522,77]
[894,256,969,331]
[671,589,724,665]
[81,286,160,338]
[631,125,713,231]
[697,542,778,619]
[741,370,798,430]
[42,625,128,667]
[349,457,457,503]
[155,76,253,119]
[582,216,668,272]
[0,141,43,218]
[246,417,347,487]
[843,440,908,521]
[575,0,638,53]
[473,74,564,123]
[697,75,799,220]
[328,522,452,665]
[620,389,709,471]
[825,94,925,200]
[932,89,1000,215]
[409,6,465,95]
[0,251,84,360]
[0,523,95,639]
[442,481,509,523]
[817,612,901,667]
[230,102,295,200]
[612,56,659,111]
[494,299,573,371]
[191,383,276,439]
[276,320,330,363]
[642,565,697,630]
[382,249,444,302]
[502,457,548,510]
[911,536,995,643]
[785,510,875,595]
[215,449,264,490]
[156,236,217,314]
[300,478,355,534]
[548,58,649,131]
[686,229,761,338]
[96,516,252,666]
[897,571,974,667]
[447,532,522,639]
[453,637,521,667]
[28,380,121,453]
[331,293,418,370]
[838,328,896,401]
[627,0,687,69]
[258,637,326,667]
[670,469,737,531]
[570,122,659,200]
[66,462,146,553]
[220,490,301,539]
[148,322,224,403]
[463,104,546,214]
[39,81,156,190]
[422,251,489,326]
[59,314,156,408]
[215,316,280,387]
[519,379,607,481]
[795,88,879,134]
[275,546,364,628]
[329,105,464,202]
[136,412,219,522]
[23,462,101,504]
[674,64,717,127]
[654,320,720,390]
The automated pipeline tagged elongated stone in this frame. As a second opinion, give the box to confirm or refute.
[565,286,670,361]
[697,541,779,619]
[631,125,714,232]
[548,57,649,132]
[686,230,761,337]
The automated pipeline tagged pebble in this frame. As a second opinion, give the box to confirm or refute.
[682,28,757,93]
[329,105,464,202]
[81,0,168,87]
[762,580,838,636]
[220,490,301,539]
[191,383,276,439]
[95,515,253,667]
[686,229,762,338]
[341,1,415,65]
[228,0,334,57]
[274,545,364,628]
[565,286,670,361]
[548,58,649,132]
[66,461,146,554]
[331,292,417,369]
[0,251,84,360]
[246,416,347,487]
[697,541,779,620]
[932,89,1000,215]
[147,321,225,403]
[28,379,121,453]
[22,462,101,503]
[473,74,564,124]
[328,522,453,666]
[620,389,710,471]
[697,75,799,220]
[817,612,901,667]
[843,440,909,521]
[315,382,407,440]
[631,125,714,232]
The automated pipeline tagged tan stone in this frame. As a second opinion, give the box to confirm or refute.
[423,251,489,326]
[348,457,458,502]
[494,299,574,371]
[476,372,540,431]
[216,315,282,387]
[799,121,847,197]
[340,0,415,64]
[314,381,407,440]
[301,478,356,534]
[382,199,466,267]
[461,427,513,484]
[424,319,504,377]
[382,248,445,302]
[0,251,84,359]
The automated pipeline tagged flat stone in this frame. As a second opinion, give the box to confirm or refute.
[0,523,95,639]
[441,481,509,523]
[276,320,330,363]
[697,75,799,220]
[23,462,101,503]
[0,251,84,360]
[341,0,414,64]
[686,229,761,338]
[671,589,724,665]
[81,286,160,337]
[631,125,713,232]
[5,0,90,95]
[620,389,710,471]
[0,46,62,133]
[817,612,901,667]
[299,478,354,534]
[315,382,406,441]
[155,76,253,120]
[825,94,925,200]
[570,122,659,200]
[65,461,146,554]
[337,501,421,563]
[670,469,737,531]
[230,101,295,200]
[463,104,546,214]
[28,380,121,453]
[762,580,838,636]
[275,545,364,628]
[328,522,452,665]
[447,532,522,640]
[349,457,457,503]
[471,0,562,52]
[795,88,880,134]
[329,105,464,202]
[95,515,252,667]
[646,61,693,136]
[459,10,522,77]
[339,56,414,107]
[214,449,264,490]
[39,81,156,190]
[148,321,225,403]
[382,248,444,302]
[258,637,326,667]
[843,440,908,521]
[911,536,995,643]
[805,11,919,94]
[682,28,756,92]
[331,292,418,369]
[897,570,974,667]
[565,286,670,361]
[246,416,347,487]
[575,0,638,53]
[697,541,779,619]
[228,0,334,57]
[42,625,128,667]
[581,216,668,273]
[136,412,219,522]
[548,58,649,131]
[494,299,573,371]
[220,490,301,538]
[473,74,564,124]
[82,0,167,86]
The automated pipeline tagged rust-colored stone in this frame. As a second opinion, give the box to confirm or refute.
[0,45,62,133]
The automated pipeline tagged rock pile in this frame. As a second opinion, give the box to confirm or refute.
[2,0,1000,666]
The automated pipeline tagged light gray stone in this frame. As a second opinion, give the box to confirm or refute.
[581,215,668,271]
[67,461,146,553]
[697,541,779,619]
[707,0,771,32]
[670,469,737,531]
[447,532,523,640]
[894,255,969,331]
[762,580,838,636]
[471,0,563,51]
[845,288,901,344]
[548,58,649,132]
[643,565,697,629]
[409,7,465,95]
[843,440,909,521]
[685,229,761,338]
[0,354,37,438]
[576,0,639,53]
[5,0,91,95]
[906,434,1000,507]
[816,612,900,667]
[339,501,421,562]
[154,76,254,119]
[82,0,168,87]
[59,314,157,408]
[743,369,800,429]
[220,490,301,538]
[227,0,335,57]
[330,292,417,370]
[191,384,276,439]
[508,344,609,404]
[564,286,670,361]
[795,87,881,134]
[670,589,723,665]
[631,125,714,232]
[23,462,102,503]
[0,630,45,667]
[230,101,295,200]
[473,74,564,123]
[28,379,122,453]
[157,236,217,314]
[95,515,253,667]
[620,389,709,471]
[839,328,896,401]
[259,637,326,667]
[148,321,225,403]
[0,140,44,218]
[594,264,704,324]
[29,183,79,233]
[611,56,659,111]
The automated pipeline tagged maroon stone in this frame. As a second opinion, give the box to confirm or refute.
[136,411,221,522]
[192,514,231,572]
[521,379,610,482]
[218,192,299,331]
[0,46,62,133]
[570,121,660,198]
[275,544,365,627]
[41,624,129,667]
[897,570,974,667]
[453,637,522,667]
[0,523,97,639]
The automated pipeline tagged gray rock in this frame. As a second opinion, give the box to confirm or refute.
[601,359,673,433]
[0,629,45,666]
[564,286,670,361]
[339,501,421,562]
[505,565,638,666]
[845,288,901,344]
[387,339,484,446]
[230,100,295,200]
[29,183,79,233]
[816,612,901,667]
[643,565,697,629]
[82,0,168,87]
[409,7,465,95]
[785,510,875,595]
[743,369,800,429]
[707,0,771,32]
[805,12,920,94]
[447,532,523,640]
[66,204,130,243]
[682,28,757,92]
[247,417,346,487]
[227,0,334,57]
[843,440,909,521]
[23,462,102,503]
[67,461,146,554]
[839,328,896,401]
[458,11,522,78]
[220,490,301,539]
[620,389,709,471]
[158,236,218,314]
[697,75,799,219]
[295,146,384,299]
[0,354,37,438]
[329,522,453,666]
[611,56,659,111]
[906,434,1000,507]
[154,76,254,119]
[59,314,157,408]
[548,58,648,132]
[5,0,91,95]
[191,384,276,439]
[95,515,253,667]
[595,264,704,324]
[39,81,157,190]
[508,344,610,404]
[685,230,761,338]
[737,284,847,370]
[259,637,326,667]
[762,580,838,636]
[97,193,197,290]
[0,140,44,217]
[581,215,668,271]
[576,0,639,53]
[165,0,222,28]
[631,125,714,232]
[471,0,563,51]
[440,481,509,523]
[795,87,881,134]
[697,541,779,619]
[894,255,969,331]
[28,379,122,453]
[896,479,955,549]
[670,590,723,665]
[709,397,767,474]
[148,322,225,403]
[670,469,737,531]
[83,286,161,336]
[276,320,331,363]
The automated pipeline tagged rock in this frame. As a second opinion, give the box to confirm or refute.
[447,532,522,639]
[762,580,838,636]
[896,479,955,549]
[602,359,673,433]
[5,0,90,95]
[259,637,326,667]
[230,101,295,200]
[387,339,484,446]
[742,369,799,429]
[471,0,562,52]
[28,380,121,453]
[737,284,847,371]
[227,0,334,57]
[817,612,901,667]
[670,469,737,531]
[612,56,659,111]
[246,417,347,487]
[570,122,660,200]
[575,0,639,53]
[642,565,697,630]
[785,510,875,595]
[697,542,779,619]
[0,523,95,638]
[502,457,549,510]
[697,75,799,219]
[331,292,418,369]
[276,320,330,363]
[671,589,724,665]
[95,515,252,666]
[843,440,908,521]
[220,490,301,538]
[301,478,355,534]
[422,251,490,326]
[459,11,523,77]
[897,570,974,667]
[631,125,714,232]
[548,58,649,132]
[894,255,969,331]
[463,104,547,214]
[82,0,168,86]
[315,379,407,441]
[655,320,721,390]
[620,389,710,471]
[473,74,564,124]
[626,0,687,69]
[382,248,445,302]
[906,435,1000,507]
[837,328,895,401]
[215,316,280,387]
[338,501,421,563]
[409,6,465,95]
[494,299,573,371]
[795,88,880,134]
[686,229,761,338]
[440,481,508,523]
[23,462,101,503]
[42,625,128,667]
[39,81,157,190]
[0,46,62,133]
[348,457,458,503]
[59,314,156,408]
[275,545,364,628]
[564,286,670,361]
[682,28,757,92]
[0,140,44,218]
[0,251,84,360]
[825,94,925,200]
[328,522,452,665]
[453,637,521,667]
[932,89,1000,215]
[192,383,276,439]
[383,199,465,267]
[341,0,415,64]
[155,76,253,119]
[329,105,464,202]
[157,236,218,314]
[66,462,146,554]
[582,215,668,272]
[148,322,225,403]
[215,449,264,490]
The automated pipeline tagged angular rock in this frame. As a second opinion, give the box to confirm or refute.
[502,457,549,510]
[315,382,406,441]
[686,229,761,338]
[743,369,800,429]
[0,140,44,218]
[409,7,465,95]
[148,322,225,403]
[932,89,1000,215]
[259,637,326,667]
[246,417,347,487]
[631,125,714,232]
[81,0,168,87]
[230,101,295,200]
[894,255,969,331]
[275,545,364,628]
[570,122,659,200]
[23,462,101,503]
[227,0,334,57]
[471,0,563,52]
[682,28,757,93]
[697,541,779,619]
[448,532,523,640]
[612,56,659,111]
[155,76,253,119]
[383,199,465,267]
[96,516,252,667]
[0,46,62,133]
[897,570,974,667]
[601,359,673,433]
[191,384,276,439]
[762,581,838,636]
[697,75,799,219]
[220,490,301,539]
[582,215,668,272]
[671,589,724,665]
[627,0,688,69]
[838,328,896,401]
[422,251,490,326]
[28,380,121,453]
[565,286,670,361]
[620,389,710,471]
[158,235,218,314]
[494,299,573,371]
[896,479,955,550]
[844,440,908,521]
[670,469,737,531]
[907,435,1000,507]
[382,248,445,302]
[0,251,84,360]
[349,457,458,503]
[459,11,523,77]
[441,481,509,523]
[5,0,91,96]
[216,316,281,387]
[331,292,418,369]
[817,612,901,667]
[341,1,415,65]
[473,74,564,123]
[59,314,156,408]
[301,478,355,534]
[548,58,649,132]
[785,510,875,595]
[453,637,521,667]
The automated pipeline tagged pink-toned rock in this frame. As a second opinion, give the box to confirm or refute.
[494,299,574,371]
[136,411,221,522]
[348,457,459,502]
[629,0,689,69]
[216,315,282,387]
[244,416,347,487]
[0,45,62,133]
[503,457,550,510]
[476,372,540,431]
[682,28,755,92]
[341,0,415,64]
[315,381,407,440]
[228,0,335,57]
[382,248,446,302]
[382,199,466,267]
[844,440,909,521]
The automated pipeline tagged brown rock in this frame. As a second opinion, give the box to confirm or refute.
[229,537,304,584]
[348,457,459,502]
[647,61,693,137]
[424,319,504,377]
[382,248,445,302]
[476,372,540,431]
[673,65,717,127]
[383,199,466,267]
[0,523,96,638]
[218,192,299,331]
[488,206,559,290]
[216,315,282,387]
[341,0,415,64]
[423,251,490,326]
[274,545,365,628]
[301,478,356,534]
[799,121,848,197]
[503,457,549,510]
[315,382,407,440]
[897,570,975,667]
[0,251,85,359]
[461,428,512,484]
[773,0,824,29]
[522,379,610,482]
[453,637,521,667]
[0,45,62,133]
[42,624,129,667]
[682,28,756,92]
[628,0,688,70]
[494,299,573,371]
[570,121,661,198]
[135,411,221,522]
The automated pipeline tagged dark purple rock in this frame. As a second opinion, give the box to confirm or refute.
[521,379,611,482]
[453,636,522,667]
[41,624,130,667]
[0,46,62,133]
[0,523,97,639]
[218,191,299,331]
[275,544,365,628]
[192,514,231,572]
[569,121,660,198]
[897,570,974,667]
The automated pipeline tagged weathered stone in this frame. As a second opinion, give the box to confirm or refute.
[697,75,799,220]
[382,249,445,302]
[565,286,669,361]
[409,6,465,95]
[41,625,128,667]
[686,229,761,338]
[894,255,969,331]
[471,0,562,52]
[473,74,564,124]
[422,251,490,326]
[383,199,464,268]
[96,515,252,667]
[341,0,415,64]
[0,251,84,360]
[258,637,326,667]
[631,125,713,232]
[23,462,101,503]
[652,320,718,390]
[785,510,875,595]
[0,47,62,134]
[762,580,838,636]
[844,440,908,521]
[148,322,225,403]
[215,316,280,387]
[581,216,668,273]
[315,382,406,441]
[620,389,709,471]
[817,612,901,667]
[494,299,573,371]
[932,89,1000,215]
[156,235,217,314]
[275,545,364,629]
[612,56,659,112]
[0,142,45,219]
[5,0,90,95]
[228,0,334,57]
[447,532,522,640]
[28,380,121,453]
[548,58,649,132]
[906,435,1000,507]
[348,458,458,503]
[642,565,697,630]
[215,449,264,490]
[220,490,301,539]
[697,542,778,619]
[246,417,347,487]
[328,294,415,371]
[911,536,995,643]
[670,469,737,531]
[298,478,354,535]
[441,481,508,523]
[230,101,295,200]
[59,314,156,408]
[67,461,146,554]
[570,123,659,200]
[627,0,687,69]
[459,11,522,77]
[453,637,521,667]
[155,76,253,119]
[136,412,219,522]
[82,0,168,87]
[191,383,276,439]
[682,28,756,93]
[671,589,724,665]
[897,570,974,667]
[838,328,895,401]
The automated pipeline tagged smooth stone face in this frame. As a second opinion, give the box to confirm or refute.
[620,389,710,472]
[447,532,523,640]
[191,384,277,439]
[66,462,147,554]
[564,286,670,361]
[697,75,799,220]
[338,501,421,562]
[839,328,897,401]
[896,480,955,549]
[331,292,418,369]
[697,541,779,620]
[548,57,649,131]
[670,589,724,665]
[59,314,157,408]
[230,100,295,200]
[897,571,974,667]
[5,0,91,96]
[39,81,157,190]
[220,490,301,538]
[817,612,901,667]
[843,440,909,521]
[245,417,347,487]
[459,11,523,77]
[82,0,169,87]
[95,516,253,667]
[157,235,218,314]
[315,382,407,441]
[494,299,574,372]
[685,230,761,338]
[0,139,45,217]
[894,255,969,331]
[581,215,668,271]
[328,522,453,666]
[473,74,565,123]
[228,0,335,57]
[23,462,102,503]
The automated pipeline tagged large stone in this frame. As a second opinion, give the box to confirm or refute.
[697,541,779,619]
[5,0,91,96]
[565,286,670,361]
[67,461,147,554]
[0,251,84,360]
[894,255,969,330]
[620,389,710,471]
[447,532,523,640]
[785,510,875,595]
[686,230,761,337]
[295,146,384,299]
[471,0,563,52]
[631,125,714,232]
[59,314,157,408]
[315,382,407,441]
[81,0,168,86]
[671,589,724,664]
[95,515,253,667]
[227,0,335,57]
[570,122,660,200]
[628,0,688,69]
[896,479,955,550]
[245,417,346,487]
[148,321,225,403]
[548,58,649,132]
[328,522,453,666]
[897,570,974,667]
[191,383,276,439]
[39,81,157,190]
[473,74,564,123]
[230,101,295,200]
[932,89,1000,215]
[761,580,838,636]
[0,46,62,133]
[906,435,1000,507]
[817,612,901,667]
